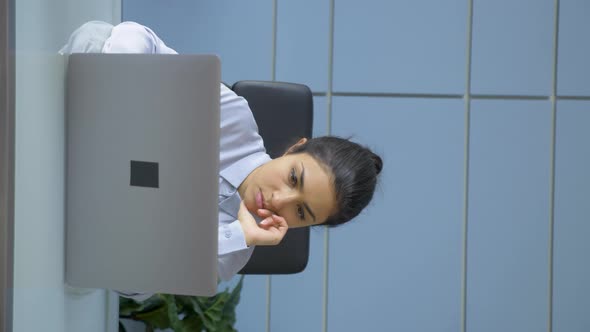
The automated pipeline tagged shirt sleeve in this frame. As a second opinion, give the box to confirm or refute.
[217,218,254,280]
[217,232,254,281]
[218,219,248,255]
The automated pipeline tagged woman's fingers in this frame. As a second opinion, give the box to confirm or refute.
[256,208,273,218]
[253,217,288,245]
[259,216,275,227]
[258,215,288,244]
[238,201,289,246]
[259,214,286,229]
[271,214,288,231]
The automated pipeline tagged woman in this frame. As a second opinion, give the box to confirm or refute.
[61,21,383,284]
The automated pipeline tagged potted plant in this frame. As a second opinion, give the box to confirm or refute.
[119,276,244,332]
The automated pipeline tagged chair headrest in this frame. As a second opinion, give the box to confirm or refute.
[232,80,313,274]
[232,81,313,158]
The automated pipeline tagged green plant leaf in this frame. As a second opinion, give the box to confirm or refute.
[178,314,204,332]
[162,294,183,331]
[175,295,200,314]
[201,292,230,331]
[119,277,244,331]
[188,297,207,322]
[134,296,170,330]
[223,275,244,318]
[119,297,144,316]
[119,294,165,318]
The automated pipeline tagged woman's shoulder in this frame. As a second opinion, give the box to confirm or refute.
[219,83,256,129]
[218,84,268,169]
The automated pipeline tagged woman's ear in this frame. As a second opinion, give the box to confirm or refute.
[284,137,308,155]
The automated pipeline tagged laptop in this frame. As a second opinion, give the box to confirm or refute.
[65,54,220,296]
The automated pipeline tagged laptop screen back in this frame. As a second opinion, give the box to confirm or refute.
[66,54,220,296]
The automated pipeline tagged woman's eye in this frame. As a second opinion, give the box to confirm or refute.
[290,168,298,186]
[297,205,305,220]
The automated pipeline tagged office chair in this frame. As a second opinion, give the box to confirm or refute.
[230,81,313,274]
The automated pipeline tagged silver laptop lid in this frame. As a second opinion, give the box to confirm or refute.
[66,54,220,296]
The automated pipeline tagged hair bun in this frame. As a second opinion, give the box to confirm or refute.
[370,153,383,175]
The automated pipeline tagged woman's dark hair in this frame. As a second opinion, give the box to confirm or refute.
[288,136,382,227]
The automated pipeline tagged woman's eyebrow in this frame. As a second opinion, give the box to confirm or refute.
[300,162,316,222]
[299,162,305,190]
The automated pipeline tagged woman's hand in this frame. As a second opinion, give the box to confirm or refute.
[238,201,288,246]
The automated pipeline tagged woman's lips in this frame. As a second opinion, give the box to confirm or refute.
[256,189,264,209]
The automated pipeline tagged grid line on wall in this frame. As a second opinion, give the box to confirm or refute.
[461,0,474,331]
[312,92,590,100]
[331,92,463,99]
[558,95,590,100]
[471,94,549,100]
[113,0,122,24]
[271,0,277,83]
[322,0,336,331]
[548,0,561,331]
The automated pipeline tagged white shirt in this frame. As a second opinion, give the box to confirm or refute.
[61,21,271,283]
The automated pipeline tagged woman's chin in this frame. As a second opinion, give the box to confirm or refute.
[245,201,258,214]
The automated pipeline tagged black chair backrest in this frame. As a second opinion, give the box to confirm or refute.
[231,80,313,274]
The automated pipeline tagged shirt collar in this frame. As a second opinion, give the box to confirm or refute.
[220,151,271,189]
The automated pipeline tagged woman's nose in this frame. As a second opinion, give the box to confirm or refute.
[271,190,298,210]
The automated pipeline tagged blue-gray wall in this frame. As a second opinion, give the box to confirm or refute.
[123,1,589,331]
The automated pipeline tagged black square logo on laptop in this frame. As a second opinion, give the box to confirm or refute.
[130,160,159,188]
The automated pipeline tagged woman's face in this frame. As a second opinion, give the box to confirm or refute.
[238,149,336,228]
